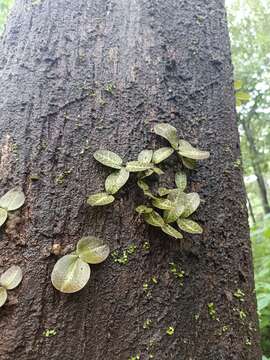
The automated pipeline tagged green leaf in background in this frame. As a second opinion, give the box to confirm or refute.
[0,188,25,211]
[0,208,8,227]
[51,255,90,293]
[152,147,174,164]
[181,157,197,169]
[175,171,187,191]
[144,211,165,227]
[76,236,110,264]
[135,205,153,214]
[87,192,115,206]
[105,168,129,194]
[93,150,123,169]
[234,79,243,90]
[177,218,203,234]
[0,265,23,290]
[178,140,210,160]
[154,123,179,149]
[126,161,153,172]
[152,198,173,210]
[181,193,201,218]
[161,224,183,239]
[138,150,153,163]
[235,91,250,102]
[0,287,7,307]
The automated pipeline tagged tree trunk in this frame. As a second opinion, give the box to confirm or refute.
[247,195,256,226]
[242,120,270,215]
[0,0,261,359]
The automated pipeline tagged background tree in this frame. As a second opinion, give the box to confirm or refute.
[0,0,261,359]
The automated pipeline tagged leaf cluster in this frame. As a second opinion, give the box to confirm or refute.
[51,236,110,293]
[0,188,25,228]
[0,265,23,308]
[87,123,210,238]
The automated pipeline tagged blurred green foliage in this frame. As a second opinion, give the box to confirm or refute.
[0,0,14,33]
[252,216,270,358]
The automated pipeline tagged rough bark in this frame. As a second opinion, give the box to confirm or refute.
[0,0,261,359]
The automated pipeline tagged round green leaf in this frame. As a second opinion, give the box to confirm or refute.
[0,188,25,211]
[152,147,174,164]
[162,225,183,239]
[178,140,210,160]
[0,208,8,228]
[235,91,250,102]
[51,255,90,293]
[87,192,115,206]
[154,123,179,149]
[105,168,129,194]
[93,150,123,169]
[0,287,7,307]
[0,265,23,290]
[157,187,171,197]
[182,193,200,217]
[144,211,164,227]
[175,171,187,191]
[164,191,185,223]
[138,150,153,163]
[152,198,173,210]
[126,161,153,172]
[177,218,203,234]
[135,205,153,214]
[234,80,243,90]
[77,236,110,264]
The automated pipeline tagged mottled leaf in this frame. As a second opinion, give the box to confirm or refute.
[138,150,153,163]
[135,205,153,214]
[162,225,183,239]
[182,192,200,217]
[0,287,7,308]
[140,169,155,178]
[105,168,129,194]
[77,236,110,264]
[164,191,185,223]
[144,211,165,227]
[152,198,173,210]
[0,208,8,228]
[0,266,23,290]
[154,123,179,149]
[152,167,164,175]
[137,180,155,199]
[87,192,115,206]
[126,161,153,172]
[152,147,174,164]
[158,188,171,197]
[93,150,122,169]
[178,140,210,160]
[177,218,203,234]
[0,188,25,211]
[182,157,197,169]
[51,255,90,293]
[175,171,187,191]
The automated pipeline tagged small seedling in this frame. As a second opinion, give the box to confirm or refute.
[0,188,25,228]
[0,265,23,308]
[143,318,153,329]
[51,236,109,293]
[166,326,175,336]
[233,289,245,301]
[208,303,218,320]
[87,123,209,240]
[43,329,57,337]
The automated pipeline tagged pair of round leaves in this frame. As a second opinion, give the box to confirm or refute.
[154,123,210,161]
[0,188,25,227]
[0,266,23,307]
[51,237,110,293]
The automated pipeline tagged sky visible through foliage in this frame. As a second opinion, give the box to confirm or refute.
[0,0,270,358]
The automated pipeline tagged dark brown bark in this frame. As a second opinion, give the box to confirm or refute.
[0,0,261,359]
[242,120,270,215]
